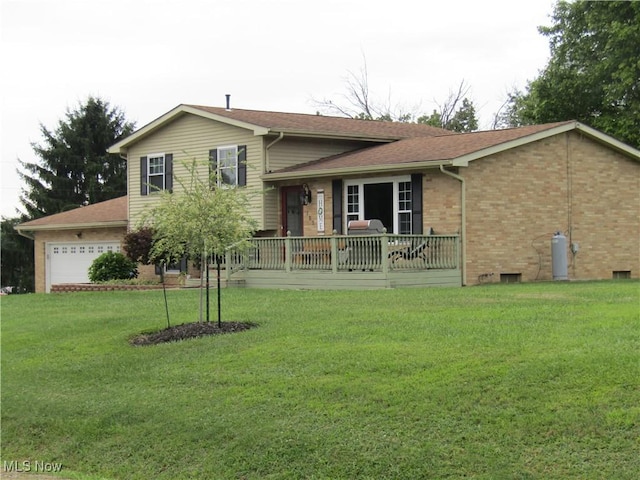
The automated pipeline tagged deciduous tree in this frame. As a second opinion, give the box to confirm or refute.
[142,156,257,325]
[500,1,639,147]
[313,60,479,131]
[417,81,478,132]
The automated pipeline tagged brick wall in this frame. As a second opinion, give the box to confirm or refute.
[51,283,164,293]
[463,132,639,284]
[259,131,639,287]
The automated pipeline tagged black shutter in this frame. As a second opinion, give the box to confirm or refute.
[180,256,188,273]
[411,173,423,235]
[165,154,173,192]
[332,179,343,234]
[238,145,247,186]
[209,149,217,188]
[140,156,148,196]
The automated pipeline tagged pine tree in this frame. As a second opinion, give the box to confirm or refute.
[18,97,135,218]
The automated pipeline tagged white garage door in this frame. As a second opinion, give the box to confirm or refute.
[47,242,121,292]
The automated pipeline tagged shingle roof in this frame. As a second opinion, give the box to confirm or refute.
[186,105,453,139]
[16,196,128,230]
[266,121,576,176]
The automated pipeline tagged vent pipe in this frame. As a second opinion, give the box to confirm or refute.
[225,94,231,111]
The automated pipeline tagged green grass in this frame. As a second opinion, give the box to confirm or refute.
[1,281,639,479]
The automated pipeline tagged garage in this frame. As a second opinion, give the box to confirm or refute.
[14,196,129,293]
[46,241,122,292]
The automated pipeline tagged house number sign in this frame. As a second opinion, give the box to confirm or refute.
[317,190,325,234]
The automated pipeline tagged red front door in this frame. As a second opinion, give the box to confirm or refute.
[281,186,303,236]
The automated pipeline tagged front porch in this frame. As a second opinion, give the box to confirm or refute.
[223,233,461,289]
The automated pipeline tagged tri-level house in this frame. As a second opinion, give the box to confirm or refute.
[17,102,640,292]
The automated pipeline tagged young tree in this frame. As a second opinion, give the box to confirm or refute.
[501,1,640,147]
[18,97,136,218]
[142,156,257,325]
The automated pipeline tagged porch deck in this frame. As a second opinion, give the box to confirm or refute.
[225,233,461,290]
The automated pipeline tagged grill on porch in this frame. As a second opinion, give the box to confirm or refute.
[224,232,461,289]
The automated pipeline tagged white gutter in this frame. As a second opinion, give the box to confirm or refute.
[15,227,34,240]
[265,132,284,173]
[440,165,467,286]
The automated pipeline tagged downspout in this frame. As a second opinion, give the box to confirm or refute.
[265,132,284,173]
[15,228,34,240]
[440,165,467,286]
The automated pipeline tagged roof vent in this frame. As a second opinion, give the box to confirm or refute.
[225,94,231,111]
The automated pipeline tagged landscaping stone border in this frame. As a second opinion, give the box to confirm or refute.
[51,283,165,293]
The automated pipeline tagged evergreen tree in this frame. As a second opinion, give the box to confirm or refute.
[1,216,34,292]
[18,97,135,218]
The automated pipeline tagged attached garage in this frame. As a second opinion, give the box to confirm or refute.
[46,241,122,292]
[15,196,129,293]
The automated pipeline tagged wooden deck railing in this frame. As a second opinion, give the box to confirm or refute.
[225,233,459,280]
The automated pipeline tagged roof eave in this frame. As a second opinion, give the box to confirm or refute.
[268,131,400,143]
[107,105,270,155]
[452,122,579,167]
[262,160,454,181]
[574,122,640,160]
[452,121,640,167]
[15,220,128,233]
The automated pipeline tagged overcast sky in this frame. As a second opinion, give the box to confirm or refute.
[0,0,555,219]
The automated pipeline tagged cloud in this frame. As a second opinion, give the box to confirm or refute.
[0,0,553,218]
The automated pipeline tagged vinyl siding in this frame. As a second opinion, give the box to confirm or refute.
[262,138,374,231]
[267,137,372,172]
[126,114,265,228]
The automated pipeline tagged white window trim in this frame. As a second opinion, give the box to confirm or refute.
[147,153,165,194]
[217,145,238,187]
[343,175,411,234]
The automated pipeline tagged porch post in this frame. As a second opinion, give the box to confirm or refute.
[381,228,389,275]
[330,230,338,274]
[285,231,292,273]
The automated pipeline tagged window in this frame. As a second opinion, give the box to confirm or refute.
[398,181,412,234]
[140,153,173,195]
[148,154,165,192]
[209,145,247,187]
[218,146,238,185]
[343,176,413,234]
[347,185,360,223]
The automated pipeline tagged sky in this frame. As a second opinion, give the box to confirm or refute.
[0,0,555,219]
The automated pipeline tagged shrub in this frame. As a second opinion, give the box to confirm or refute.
[88,252,138,283]
[123,227,155,265]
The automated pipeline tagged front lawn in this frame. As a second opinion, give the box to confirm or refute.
[1,281,638,479]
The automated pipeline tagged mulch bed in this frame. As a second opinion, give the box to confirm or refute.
[130,321,257,346]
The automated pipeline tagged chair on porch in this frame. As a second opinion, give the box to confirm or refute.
[390,227,434,265]
[390,241,427,262]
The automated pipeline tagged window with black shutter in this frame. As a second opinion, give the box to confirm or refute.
[140,153,173,195]
[209,145,247,187]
